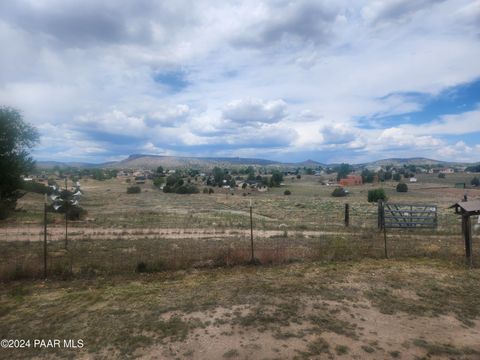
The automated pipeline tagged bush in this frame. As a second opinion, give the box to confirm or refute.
[209,188,214,194]
[269,170,284,187]
[47,203,87,220]
[127,186,141,194]
[396,183,408,192]
[471,177,480,187]
[135,261,147,273]
[368,188,387,202]
[135,260,166,273]
[438,173,446,179]
[68,206,87,220]
[153,177,164,188]
[392,173,401,181]
[331,187,347,197]
[175,184,199,194]
[203,187,209,194]
[22,181,52,195]
[163,174,199,194]
[284,189,291,195]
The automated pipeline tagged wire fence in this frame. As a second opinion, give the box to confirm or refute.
[0,202,477,280]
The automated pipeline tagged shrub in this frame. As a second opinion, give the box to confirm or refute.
[47,203,87,220]
[127,186,141,194]
[471,177,480,187]
[135,260,166,273]
[438,173,446,179]
[392,173,401,181]
[67,206,87,220]
[396,183,408,192]
[163,174,198,194]
[203,187,209,194]
[136,261,147,273]
[209,188,214,194]
[368,188,387,202]
[269,170,284,187]
[331,187,347,197]
[22,181,52,195]
[153,177,164,188]
[175,184,199,194]
[284,189,291,195]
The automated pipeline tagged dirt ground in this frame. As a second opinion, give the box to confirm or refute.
[1,258,479,359]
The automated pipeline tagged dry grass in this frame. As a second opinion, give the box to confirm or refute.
[0,258,479,359]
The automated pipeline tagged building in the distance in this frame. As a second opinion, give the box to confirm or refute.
[339,174,363,186]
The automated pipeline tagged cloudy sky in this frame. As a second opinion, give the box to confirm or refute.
[1,0,480,164]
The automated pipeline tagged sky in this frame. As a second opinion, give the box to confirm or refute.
[1,0,480,164]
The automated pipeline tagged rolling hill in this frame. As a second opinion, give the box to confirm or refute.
[36,154,478,170]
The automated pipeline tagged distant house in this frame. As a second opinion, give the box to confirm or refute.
[440,168,455,174]
[409,177,417,183]
[134,176,146,184]
[339,175,363,186]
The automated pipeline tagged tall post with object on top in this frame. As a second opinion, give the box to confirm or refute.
[44,193,48,279]
[250,199,254,263]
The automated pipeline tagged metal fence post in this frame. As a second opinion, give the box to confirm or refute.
[345,203,349,227]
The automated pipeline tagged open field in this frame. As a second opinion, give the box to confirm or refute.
[6,173,480,231]
[1,258,480,359]
[1,174,479,279]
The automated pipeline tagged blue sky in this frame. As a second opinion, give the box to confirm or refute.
[0,0,479,164]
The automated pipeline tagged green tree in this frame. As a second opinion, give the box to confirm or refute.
[153,177,165,188]
[0,107,39,219]
[396,183,408,192]
[471,177,480,187]
[361,169,374,183]
[368,188,387,203]
[212,167,225,186]
[336,163,353,181]
[393,173,401,181]
[270,170,283,187]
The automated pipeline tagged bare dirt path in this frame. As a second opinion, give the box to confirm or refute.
[0,226,462,242]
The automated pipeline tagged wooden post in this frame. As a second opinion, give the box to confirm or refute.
[344,203,349,227]
[463,215,473,266]
[380,201,388,258]
[383,225,388,259]
[250,200,254,263]
[43,194,48,279]
[64,178,68,249]
[378,201,384,229]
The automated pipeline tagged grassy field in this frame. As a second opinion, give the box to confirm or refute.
[1,258,480,359]
[6,173,479,231]
[0,173,479,279]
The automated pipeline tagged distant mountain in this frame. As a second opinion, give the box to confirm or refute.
[35,160,108,169]
[360,157,471,167]
[36,155,478,170]
[111,154,280,169]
